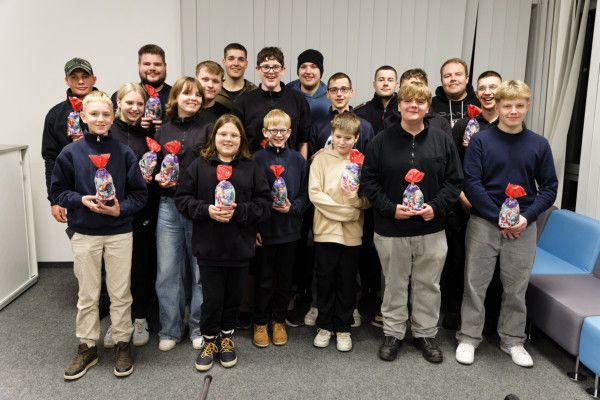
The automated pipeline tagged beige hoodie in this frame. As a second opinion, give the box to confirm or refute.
[309,149,370,246]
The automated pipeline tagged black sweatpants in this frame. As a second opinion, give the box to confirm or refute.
[358,208,381,296]
[315,242,360,333]
[254,242,296,324]
[199,265,248,336]
[131,212,158,319]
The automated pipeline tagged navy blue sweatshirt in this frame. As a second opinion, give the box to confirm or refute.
[50,131,148,235]
[463,125,558,224]
[354,93,398,135]
[308,108,374,157]
[360,124,463,237]
[254,145,309,245]
[175,156,271,267]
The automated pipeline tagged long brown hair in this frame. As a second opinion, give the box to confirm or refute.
[201,114,252,160]
[165,77,204,120]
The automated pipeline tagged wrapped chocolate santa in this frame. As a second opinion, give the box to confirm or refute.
[340,149,364,192]
[270,165,287,206]
[89,154,115,201]
[67,97,84,140]
[159,140,181,183]
[139,137,161,179]
[402,168,425,211]
[499,183,526,228]
[462,104,482,147]
[144,84,162,120]
[215,165,235,207]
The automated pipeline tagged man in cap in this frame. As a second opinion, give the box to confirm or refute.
[286,49,330,122]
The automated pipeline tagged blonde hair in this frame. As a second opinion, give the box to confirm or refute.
[165,77,204,120]
[331,112,360,138]
[495,80,531,102]
[195,60,225,79]
[397,82,432,105]
[82,90,113,112]
[115,83,147,121]
[263,109,291,129]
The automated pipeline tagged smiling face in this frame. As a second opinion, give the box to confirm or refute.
[373,69,397,98]
[298,62,321,90]
[81,100,114,135]
[476,76,502,111]
[441,62,468,100]
[262,123,291,148]
[256,57,285,91]
[496,98,529,132]
[223,49,248,80]
[65,70,97,97]
[176,85,202,118]
[117,91,145,124]
[138,53,167,88]
[327,77,353,112]
[196,67,223,105]
[398,98,429,124]
[215,122,242,161]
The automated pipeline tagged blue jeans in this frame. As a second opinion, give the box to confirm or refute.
[155,196,202,340]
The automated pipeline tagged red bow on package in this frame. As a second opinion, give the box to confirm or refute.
[163,140,181,155]
[260,139,268,149]
[404,168,425,184]
[216,165,233,181]
[69,97,83,112]
[146,137,161,152]
[467,104,482,119]
[505,183,526,198]
[89,153,115,201]
[270,165,285,177]
[349,149,365,165]
[145,84,159,98]
[89,153,110,169]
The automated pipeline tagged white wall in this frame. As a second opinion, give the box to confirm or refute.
[0,0,182,261]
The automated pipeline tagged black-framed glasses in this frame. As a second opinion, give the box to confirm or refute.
[266,128,290,135]
[259,64,283,73]
[327,87,351,95]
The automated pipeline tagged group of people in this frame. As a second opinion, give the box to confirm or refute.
[42,42,558,381]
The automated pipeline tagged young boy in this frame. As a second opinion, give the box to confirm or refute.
[309,112,370,352]
[51,91,147,380]
[456,80,558,367]
[252,109,309,347]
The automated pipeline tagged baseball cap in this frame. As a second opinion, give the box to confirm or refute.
[64,58,94,76]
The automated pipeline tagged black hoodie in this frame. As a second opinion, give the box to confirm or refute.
[354,93,398,135]
[430,84,480,127]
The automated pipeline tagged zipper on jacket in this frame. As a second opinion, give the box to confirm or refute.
[410,136,416,167]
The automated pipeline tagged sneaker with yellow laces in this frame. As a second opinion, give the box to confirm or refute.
[219,331,237,368]
[195,336,219,372]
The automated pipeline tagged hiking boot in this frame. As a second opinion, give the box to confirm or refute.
[414,337,444,364]
[113,341,134,377]
[219,332,237,368]
[272,322,288,346]
[378,335,402,361]
[195,337,219,372]
[253,324,269,348]
[64,343,98,381]
[132,319,149,346]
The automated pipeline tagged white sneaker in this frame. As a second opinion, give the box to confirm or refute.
[351,309,362,328]
[103,325,115,348]
[192,336,204,350]
[455,342,475,365]
[501,344,533,367]
[132,319,149,346]
[313,329,333,348]
[336,332,353,352]
[304,307,318,326]
[158,339,177,351]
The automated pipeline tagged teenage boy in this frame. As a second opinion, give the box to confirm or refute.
[42,57,98,223]
[252,109,309,348]
[361,82,463,364]
[309,112,370,352]
[286,49,330,122]
[233,46,311,158]
[355,65,398,135]
[431,58,480,127]
[455,80,558,367]
[216,43,257,110]
[196,60,229,122]
[51,91,147,380]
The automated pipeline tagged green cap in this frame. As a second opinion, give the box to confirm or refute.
[64,57,93,76]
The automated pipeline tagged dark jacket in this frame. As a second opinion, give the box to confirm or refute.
[430,84,480,127]
[155,113,213,197]
[354,93,398,135]
[201,101,230,123]
[360,124,463,237]
[42,88,98,203]
[254,145,309,245]
[175,156,271,267]
[309,108,374,157]
[450,114,499,163]
[233,83,311,152]
[383,109,451,136]
[216,79,257,111]
[50,131,148,235]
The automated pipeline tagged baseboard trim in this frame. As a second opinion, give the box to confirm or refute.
[38,262,73,268]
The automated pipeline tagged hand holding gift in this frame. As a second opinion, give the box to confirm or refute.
[402,168,425,211]
[214,165,235,208]
[144,84,162,121]
[270,165,288,207]
[499,183,526,228]
[156,140,181,186]
[67,97,84,140]
[88,154,115,201]
[139,137,161,182]
[341,149,364,194]
[462,104,482,147]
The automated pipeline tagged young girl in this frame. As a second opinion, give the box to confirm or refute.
[154,77,212,351]
[105,83,158,347]
[175,114,271,371]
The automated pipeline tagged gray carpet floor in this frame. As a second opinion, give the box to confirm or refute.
[0,267,595,400]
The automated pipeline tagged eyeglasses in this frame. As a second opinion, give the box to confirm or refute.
[259,64,283,73]
[327,87,351,95]
[266,128,290,135]
[477,84,499,92]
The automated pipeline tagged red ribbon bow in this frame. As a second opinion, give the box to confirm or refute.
[163,140,181,155]
[349,149,364,165]
[89,153,111,169]
[216,165,233,181]
[505,183,526,198]
[145,84,159,98]
[145,137,161,152]
[467,104,482,119]
[270,165,285,178]
[69,97,83,112]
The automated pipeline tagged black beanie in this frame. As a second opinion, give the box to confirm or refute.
[297,49,324,76]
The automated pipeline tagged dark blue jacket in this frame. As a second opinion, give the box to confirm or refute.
[354,93,398,135]
[51,131,148,235]
[254,145,309,245]
[309,108,374,157]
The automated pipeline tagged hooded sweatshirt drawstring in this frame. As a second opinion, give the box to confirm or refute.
[448,99,466,128]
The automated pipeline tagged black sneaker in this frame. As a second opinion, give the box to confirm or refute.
[64,343,98,381]
[236,312,252,330]
[414,337,444,363]
[285,308,306,328]
[378,335,402,361]
[114,341,134,377]
[219,332,237,368]
[195,337,219,372]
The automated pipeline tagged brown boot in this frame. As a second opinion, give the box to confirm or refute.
[114,341,134,377]
[253,324,269,347]
[64,343,98,381]
[272,322,288,346]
